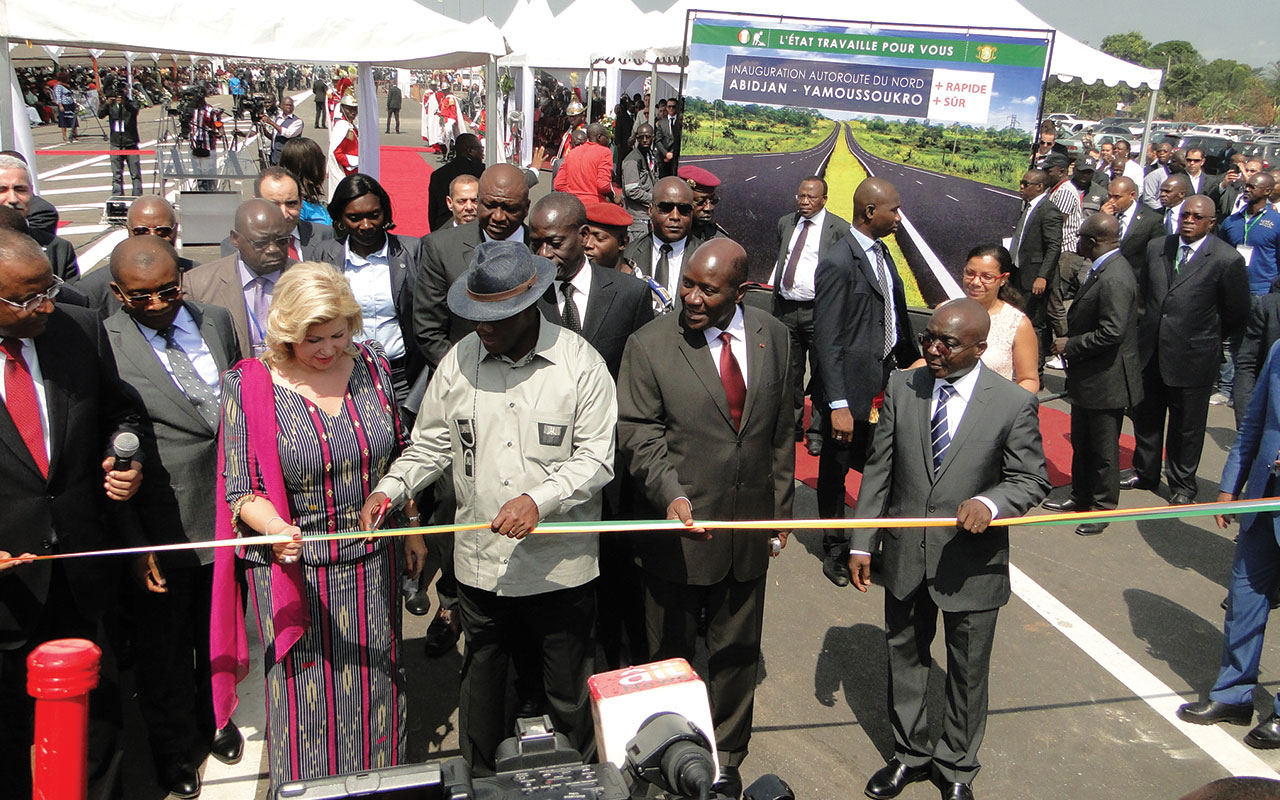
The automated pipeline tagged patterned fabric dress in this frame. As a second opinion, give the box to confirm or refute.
[222,342,406,790]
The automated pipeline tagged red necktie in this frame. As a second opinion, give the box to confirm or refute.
[719,331,746,431]
[2,338,48,477]
[288,238,300,261]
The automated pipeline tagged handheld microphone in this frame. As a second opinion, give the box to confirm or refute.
[111,432,140,471]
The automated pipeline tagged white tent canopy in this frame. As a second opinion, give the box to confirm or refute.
[1,0,508,69]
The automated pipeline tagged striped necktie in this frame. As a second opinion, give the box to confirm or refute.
[931,383,957,473]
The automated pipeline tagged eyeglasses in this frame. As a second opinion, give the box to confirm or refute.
[129,225,175,237]
[918,330,981,356]
[962,269,1004,286]
[1180,211,1211,220]
[694,196,719,207]
[0,275,63,313]
[116,283,182,307]
[248,235,292,250]
[654,201,693,216]
[1019,180,1041,188]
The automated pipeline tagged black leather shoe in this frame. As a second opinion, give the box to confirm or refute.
[404,586,432,617]
[865,759,931,799]
[1120,472,1157,491]
[714,765,743,799]
[1246,714,1280,748]
[423,608,461,657]
[1177,699,1254,726]
[157,755,200,799]
[1075,522,1109,536]
[805,435,823,457]
[940,782,974,800]
[823,553,851,588]
[1169,493,1196,506]
[210,721,244,765]
[1041,497,1080,512]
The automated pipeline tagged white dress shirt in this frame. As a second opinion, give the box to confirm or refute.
[136,306,221,393]
[235,258,281,346]
[0,337,50,460]
[1116,202,1136,240]
[342,239,405,361]
[778,208,827,301]
[1162,201,1185,235]
[650,236,688,297]
[702,305,750,388]
[553,258,593,322]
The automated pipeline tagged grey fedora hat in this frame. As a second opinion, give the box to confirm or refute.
[447,239,555,323]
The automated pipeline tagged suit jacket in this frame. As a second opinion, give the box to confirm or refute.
[1012,196,1062,293]
[76,255,200,320]
[851,365,1050,612]
[812,232,920,419]
[1221,337,1280,532]
[217,218,334,260]
[103,301,239,569]
[617,306,796,585]
[1139,234,1250,387]
[653,116,675,165]
[1234,279,1280,421]
[771,210,850,302]
[183,253,298,360]
[32,228,79,281]
[27,195,59,237]
[427,157,484,232]
[414,220,529,370]
[1119,206,1165,273]
[1218,183,1245,223]
[1187,171,1221,198]
[620,147,659,221]
[622,231,707,290]
[1063,252,1142,410]
[313,233,424,386]
[536,263,654,379]
[0,306,144,648]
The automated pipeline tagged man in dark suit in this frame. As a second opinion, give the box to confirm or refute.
[530,191,653,668]
[1010,168,1062,359]
[812,177,920,586]
[0,151,57,237]
[850,298,1050,800]
[185,199,298,360]
[216,167,334,260]
[415,163,530,371]
[1043,214,1142,535]
[620,123,660,239]
[773,175,849,456]
[427,133,484,232]
[618,238,795,797]
[1183,148,1221,197]
[0,155,78,280]
[0,229,144,798]
[1234,276,1280,427]
[1125,195,1251,504]
[78,196,201,319]
[1106,177,1164,278]
[622,176,706,312]
[102,236,242,798]
[1177,337,1280,748]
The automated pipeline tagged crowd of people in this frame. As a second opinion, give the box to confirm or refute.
[3,100,1280,800]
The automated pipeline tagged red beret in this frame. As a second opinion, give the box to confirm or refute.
[584,203,633,228]
[678,164,720,191]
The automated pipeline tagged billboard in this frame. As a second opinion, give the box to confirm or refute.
[681,12,1054,305]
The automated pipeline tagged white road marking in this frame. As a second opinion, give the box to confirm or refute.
[56,224,109,236]
[73,228,128,275]
[915,180,923,185]
[683,156,734,163]
[775,165,783,170]
[46,171,116,182]
[40,184,115,196]
[52,203,104,213]
[984,186,1019,198]
[1010,564,1280,779]
[37,138,160,180]
[745,175,757,182]
[946,194,959,202]
[752,152,792,158]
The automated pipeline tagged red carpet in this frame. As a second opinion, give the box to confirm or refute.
[794,400,1136,508]
[379,146,434,238]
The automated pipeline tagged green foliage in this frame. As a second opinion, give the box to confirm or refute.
[848,119,1027,189]
[681,99,834,155]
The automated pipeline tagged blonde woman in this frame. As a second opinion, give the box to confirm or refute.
[210,261,425,791]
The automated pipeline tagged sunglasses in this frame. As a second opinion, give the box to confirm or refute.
[130,225,175,237]
[655,201,693,216]
[0,275,63,313]
[116,284,182,307]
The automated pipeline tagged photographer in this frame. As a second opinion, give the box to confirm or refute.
[188,90,224,191]
[261,96,303,165]
[98,88,142,196]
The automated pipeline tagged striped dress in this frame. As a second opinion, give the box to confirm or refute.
[222,342,406,790]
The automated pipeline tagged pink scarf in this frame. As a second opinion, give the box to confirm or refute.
[210,357,311,730]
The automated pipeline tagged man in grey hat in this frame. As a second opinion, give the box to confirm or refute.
[361,240,617,773]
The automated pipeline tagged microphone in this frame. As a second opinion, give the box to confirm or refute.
[111,432,140,472]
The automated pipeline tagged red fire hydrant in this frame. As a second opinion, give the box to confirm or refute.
[27,638,101,800]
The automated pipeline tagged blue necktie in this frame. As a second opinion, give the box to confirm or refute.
[931,383,957,473]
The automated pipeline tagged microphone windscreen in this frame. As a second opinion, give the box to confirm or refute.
[112,431,140,460]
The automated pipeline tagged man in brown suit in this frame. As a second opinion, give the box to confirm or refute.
[617,238,795,798]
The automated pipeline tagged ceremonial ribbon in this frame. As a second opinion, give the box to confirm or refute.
[4,497,1280,566]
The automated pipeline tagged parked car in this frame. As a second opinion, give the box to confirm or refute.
[1241,142,1280,170]
[1060,131,1130,159]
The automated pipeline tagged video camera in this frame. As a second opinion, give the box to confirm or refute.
[242,94,270,123]
[273,714,793,800]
